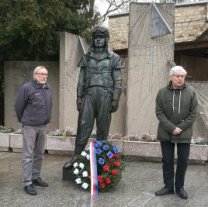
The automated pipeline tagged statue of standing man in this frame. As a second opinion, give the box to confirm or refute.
[64,26,122,168]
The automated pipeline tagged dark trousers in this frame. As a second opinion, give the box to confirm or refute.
[75,87,112,154]
[160,141,190,190]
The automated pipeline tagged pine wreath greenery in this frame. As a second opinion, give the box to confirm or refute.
[72,140,125,192]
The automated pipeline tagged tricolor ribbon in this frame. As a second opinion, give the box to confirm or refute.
[90,139,98,196]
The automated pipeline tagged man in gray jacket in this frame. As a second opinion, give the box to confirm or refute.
[155,66,198,199]
[15,66,52,195]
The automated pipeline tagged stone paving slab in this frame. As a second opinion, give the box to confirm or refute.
[0,152,208,207]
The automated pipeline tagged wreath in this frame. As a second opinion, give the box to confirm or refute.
[72,140,125,192]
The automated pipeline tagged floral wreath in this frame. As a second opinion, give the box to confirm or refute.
[72,140,125,192]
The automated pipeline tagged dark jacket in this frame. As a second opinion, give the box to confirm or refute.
[77,49,122,101]
[156,82,198,143]
[15,80,52,126]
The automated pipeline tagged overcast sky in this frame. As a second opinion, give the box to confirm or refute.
[95,0,108,15]
[94,0,109,26]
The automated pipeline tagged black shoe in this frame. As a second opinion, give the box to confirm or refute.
[176,188,188,199]
[32,177,48,187]
[24,184,37,195]
[155,187,174,196]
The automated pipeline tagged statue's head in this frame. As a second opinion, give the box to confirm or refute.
[92,26,109,49]
[92,26,109,39]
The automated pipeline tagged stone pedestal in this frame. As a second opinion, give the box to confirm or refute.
[0,133,10,151]
[62,166,76,181]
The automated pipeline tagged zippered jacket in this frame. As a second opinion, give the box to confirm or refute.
[156,82,198,143]
[15,80,52,126]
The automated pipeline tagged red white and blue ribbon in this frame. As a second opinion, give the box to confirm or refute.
[90,140,98,196]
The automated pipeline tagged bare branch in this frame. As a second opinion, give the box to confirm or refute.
[101,0,130,21]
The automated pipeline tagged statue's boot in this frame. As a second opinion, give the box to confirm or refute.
[63,144,85,169]
[63,155,79,169]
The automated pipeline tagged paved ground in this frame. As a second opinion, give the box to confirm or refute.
[1,152,208,207]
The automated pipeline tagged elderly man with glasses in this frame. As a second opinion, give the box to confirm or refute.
[15,66,52,196]
[155,66,198,199]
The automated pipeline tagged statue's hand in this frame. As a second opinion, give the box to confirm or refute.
[76,97,82,111]
[110,100,119,113]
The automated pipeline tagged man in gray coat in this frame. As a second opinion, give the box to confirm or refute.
[15,66,52,195]
[155,66,198,199]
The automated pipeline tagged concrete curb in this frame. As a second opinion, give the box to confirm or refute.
[0,133,207,162]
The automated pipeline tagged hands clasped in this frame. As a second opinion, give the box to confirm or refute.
[172,127,182,135]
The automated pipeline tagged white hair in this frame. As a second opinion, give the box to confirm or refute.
[169,66,187,76]
[33,66,47,75]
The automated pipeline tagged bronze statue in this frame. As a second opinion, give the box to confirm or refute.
[64,26,122,169]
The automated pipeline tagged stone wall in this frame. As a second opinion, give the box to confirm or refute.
[4,61,59,130]
[126,3,174,136]
[59,32,81,132]
[109,2,208,50]
[189,81,208,139]
[109,14,129,50]
[175,2,208,42]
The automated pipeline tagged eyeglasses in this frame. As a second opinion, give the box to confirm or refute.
[173,75,185,78]
[35,73,48,76]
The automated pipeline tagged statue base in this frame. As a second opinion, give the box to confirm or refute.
[62,166,76,181]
